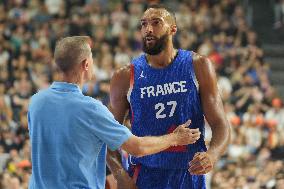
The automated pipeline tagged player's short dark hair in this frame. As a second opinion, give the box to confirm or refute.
[54,36,92,73]
[146,4,176,24]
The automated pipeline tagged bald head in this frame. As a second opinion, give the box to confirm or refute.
[54,36,92,73]
[144,4,176,26]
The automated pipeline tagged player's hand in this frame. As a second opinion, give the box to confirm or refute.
[173,120,201,146]
[188,151,217,175]
[115,169,138,189]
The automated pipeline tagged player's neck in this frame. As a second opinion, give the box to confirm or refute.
[147,45,177,68]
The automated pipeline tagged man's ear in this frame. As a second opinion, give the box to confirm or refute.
[81,59,88,71]
[170,25,177,35]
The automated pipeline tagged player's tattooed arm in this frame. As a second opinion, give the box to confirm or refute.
[188,52,231,175]
[107,65,137,189]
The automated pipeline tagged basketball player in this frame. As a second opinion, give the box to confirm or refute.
[107,4,231,189]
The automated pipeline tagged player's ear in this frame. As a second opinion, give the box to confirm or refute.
[170,25,177,35]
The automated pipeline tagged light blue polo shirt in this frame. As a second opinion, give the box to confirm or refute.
[28,82,132,189]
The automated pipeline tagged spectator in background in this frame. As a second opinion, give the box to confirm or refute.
[265,98,284,145]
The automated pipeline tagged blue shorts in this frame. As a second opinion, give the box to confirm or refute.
[128,164,206,189]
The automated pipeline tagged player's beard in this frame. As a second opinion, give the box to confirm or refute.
[142,33,168,55]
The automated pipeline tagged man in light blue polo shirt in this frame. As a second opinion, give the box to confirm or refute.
[27,36,201,189]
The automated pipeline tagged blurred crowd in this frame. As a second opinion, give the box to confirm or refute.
[0,0,283,188]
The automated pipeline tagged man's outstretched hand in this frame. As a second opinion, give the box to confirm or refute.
[172,120,201,146]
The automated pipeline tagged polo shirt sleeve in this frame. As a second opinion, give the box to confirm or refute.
[88,100,133,151]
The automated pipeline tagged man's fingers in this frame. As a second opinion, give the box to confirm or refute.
[189,128,200,134]
[189,135,200,143]
[189,162,202,173]
[189,165,204,175]
[189,160,210,174]
[189,164,213,175]
[189,153,213,175]
[189,153,204,166]
[174,124,188,133]
[189,167,205,175]
[193,152,202,158]
[188,152,215,175]
[184,119,191,127]
[190,132,201,138]
[189,155,207,170]
[189,157,209,171]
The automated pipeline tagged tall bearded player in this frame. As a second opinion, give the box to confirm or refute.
[107,4,231,189]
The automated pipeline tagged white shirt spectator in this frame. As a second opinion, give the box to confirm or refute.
[45,0,63,15]
[218,76,232,99]
[0,50,9,66]
[265,108,284,127]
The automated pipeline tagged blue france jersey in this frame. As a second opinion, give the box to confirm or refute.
[128,49,207,169]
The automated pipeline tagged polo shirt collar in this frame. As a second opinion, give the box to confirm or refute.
[50,81,82,93]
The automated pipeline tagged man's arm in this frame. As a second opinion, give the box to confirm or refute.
[121,119,198,157]
[188,53,231,175]
[106,65,133,184]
